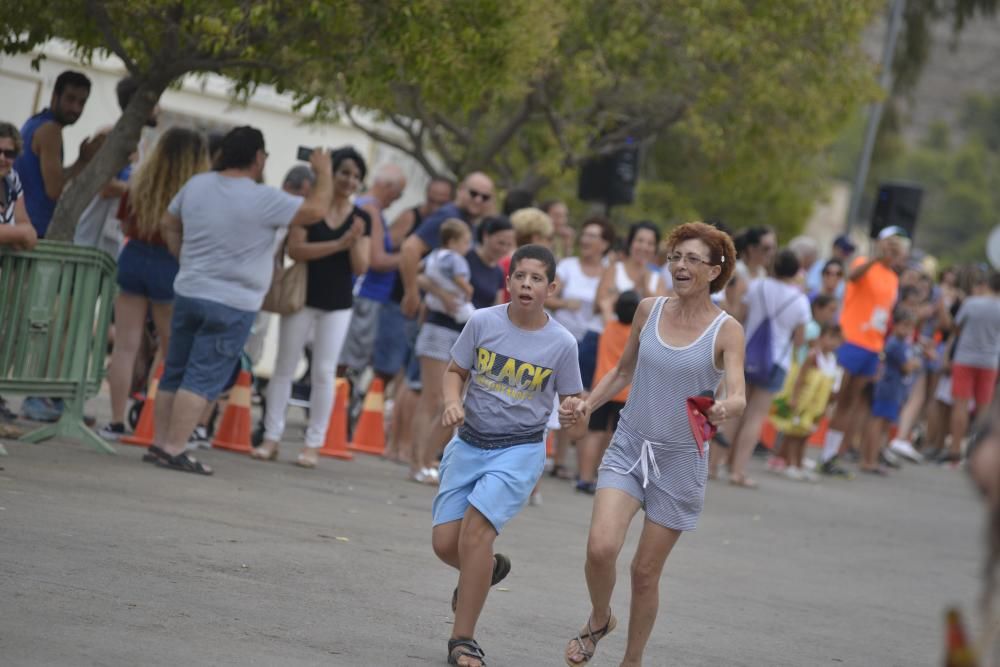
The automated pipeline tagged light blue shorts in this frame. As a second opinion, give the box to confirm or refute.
[431,436,545,534]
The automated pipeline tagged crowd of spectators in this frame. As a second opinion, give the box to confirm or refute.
[2,70,998,487]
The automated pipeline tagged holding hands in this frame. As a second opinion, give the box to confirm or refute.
[559,396,590,429]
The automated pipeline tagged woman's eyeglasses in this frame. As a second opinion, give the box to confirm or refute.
[667,253,712,267]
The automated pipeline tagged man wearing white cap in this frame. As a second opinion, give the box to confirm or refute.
[819,226,910,476]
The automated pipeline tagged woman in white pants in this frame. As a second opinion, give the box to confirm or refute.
[254,147,371,467]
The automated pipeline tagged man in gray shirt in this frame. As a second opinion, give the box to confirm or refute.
[947,271,1000,462]
[149,127,334,475]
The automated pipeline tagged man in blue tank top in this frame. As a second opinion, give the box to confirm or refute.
[15,70,103,238]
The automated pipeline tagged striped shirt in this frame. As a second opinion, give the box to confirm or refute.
[618,297,729,444]
[1,170,23,226]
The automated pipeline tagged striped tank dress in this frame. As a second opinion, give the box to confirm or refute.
[597,296,729,531]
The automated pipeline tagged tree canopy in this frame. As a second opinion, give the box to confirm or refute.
[2,0,558,239]
[342,0,881,239]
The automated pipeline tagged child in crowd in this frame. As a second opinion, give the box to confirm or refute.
[424,219,475,323]
[575,289,640,494]
[771,323,843,481]
[861,307,921,475]
[431,244,583,667]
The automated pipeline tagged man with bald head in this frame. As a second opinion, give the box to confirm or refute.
[339,163,407,377]
[400,172,495,318]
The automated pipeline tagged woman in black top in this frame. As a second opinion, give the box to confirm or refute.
[256,147,371,468]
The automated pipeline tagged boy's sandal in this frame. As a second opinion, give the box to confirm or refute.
[452,553,511,612]
[448,638,486,667]
[155,451,214,476]
[141,445,171,464]
[565,611,617,666]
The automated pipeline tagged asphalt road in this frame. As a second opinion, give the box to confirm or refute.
[0,418,984,666]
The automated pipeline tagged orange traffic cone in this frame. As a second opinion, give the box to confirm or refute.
[121,364,163,447]
[349,377,386,456]
[212,370,253,454]
[760,418,778,449]
[319,378,353,460]
[807,416,829,447]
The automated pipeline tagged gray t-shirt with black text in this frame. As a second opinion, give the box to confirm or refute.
[451,304,583,448]
[955,295,1000,369]
[168,172,303,312]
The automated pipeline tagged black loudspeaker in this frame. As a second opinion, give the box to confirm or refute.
[578,146,639,206]
[870,182,923,239]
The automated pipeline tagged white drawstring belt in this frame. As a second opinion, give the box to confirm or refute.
[622,439,663,489]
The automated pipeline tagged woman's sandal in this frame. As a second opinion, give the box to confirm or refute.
[296,449,319,469]
[451,553,511,612]
[250,441,279,461]
[448,637,486,667]
[154,451,213,476]
[141,445,172,465]
[565,611,617,665]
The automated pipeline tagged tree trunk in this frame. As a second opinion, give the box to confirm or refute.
[45,81,166,241]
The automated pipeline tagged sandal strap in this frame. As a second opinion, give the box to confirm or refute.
[157,452,213,475]
[448,638,486,664]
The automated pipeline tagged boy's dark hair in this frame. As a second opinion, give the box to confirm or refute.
[615,290,641,324]
[476,215,513,244]
[440,219,470,246]
[502,189,534,216]
[215,126,265,170]
[54,70,91,97]
[509,244,556,283]
[626,221,660,253]
[773,248,800,278]
[812,294,837,312]
[820,322,843,338]
[331,146,367,181]
[892,306,916,326]
[990,271,1000,293]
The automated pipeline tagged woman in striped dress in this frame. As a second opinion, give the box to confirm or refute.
[560,222,746,666]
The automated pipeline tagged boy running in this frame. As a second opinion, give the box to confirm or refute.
[431,244,584,667]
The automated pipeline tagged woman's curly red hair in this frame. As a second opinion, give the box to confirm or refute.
[666,222,737,293]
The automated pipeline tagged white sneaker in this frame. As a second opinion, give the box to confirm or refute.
[802,457,817,471]
[889,438,923,463]
[800,468,819,483]
[881,447,903,467]
[783,466,805,481]
[186,425,211,450]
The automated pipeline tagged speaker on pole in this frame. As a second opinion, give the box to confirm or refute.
[870,182,922,239]
[578,145,639,207]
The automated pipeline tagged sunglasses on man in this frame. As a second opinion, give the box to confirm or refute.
[0,149,18,159]
[468,189,492,202]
